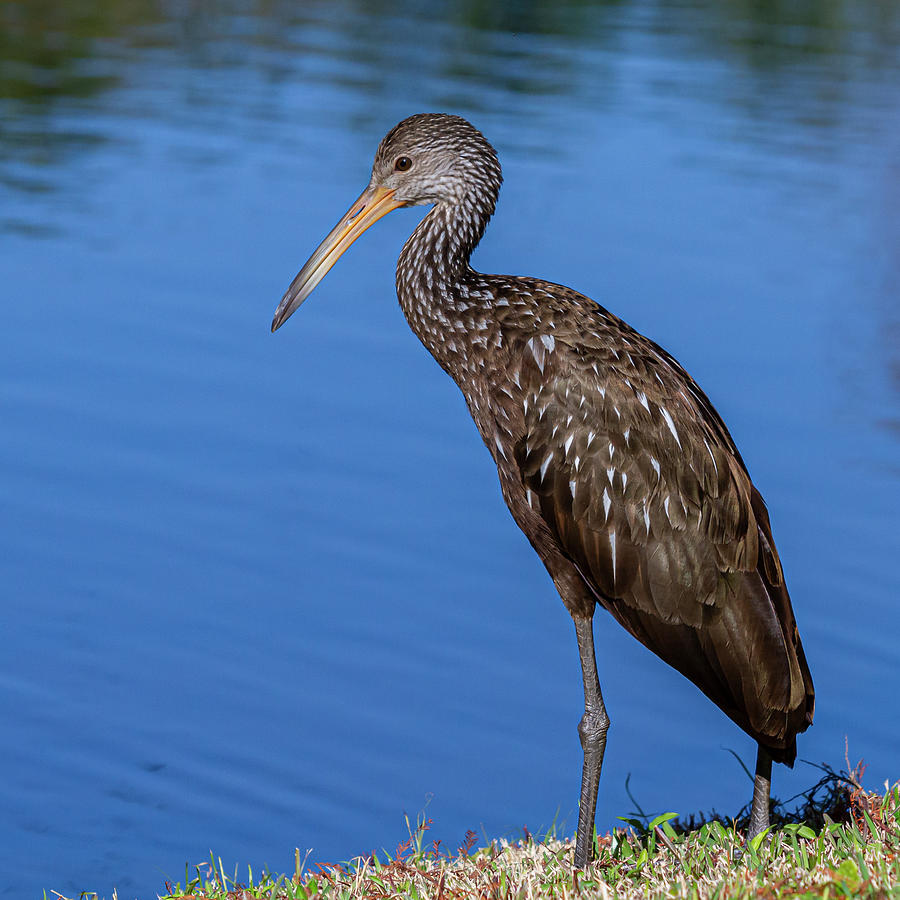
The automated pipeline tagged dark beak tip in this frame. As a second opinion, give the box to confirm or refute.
[271,306,290,333]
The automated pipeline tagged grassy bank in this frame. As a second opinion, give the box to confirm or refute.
[152,765,898,900]
[54,763,900,900]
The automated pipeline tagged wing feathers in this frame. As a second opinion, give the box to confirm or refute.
[509,323,812,756]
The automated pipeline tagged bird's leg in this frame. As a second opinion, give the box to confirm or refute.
[747,744,773,841]
[573,614,610,868]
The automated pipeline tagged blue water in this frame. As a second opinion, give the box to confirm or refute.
[1,2,898,897]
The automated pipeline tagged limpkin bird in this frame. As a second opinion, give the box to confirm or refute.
[271,114,814,867]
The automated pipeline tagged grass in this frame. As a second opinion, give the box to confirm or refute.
[52,758,900,900]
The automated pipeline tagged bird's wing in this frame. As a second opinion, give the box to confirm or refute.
[506,311,812,756]
[512,327,775,628]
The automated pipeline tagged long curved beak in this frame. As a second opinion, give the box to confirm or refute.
[271,184,403,332]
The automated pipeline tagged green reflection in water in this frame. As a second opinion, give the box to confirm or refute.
[0,0,897,206]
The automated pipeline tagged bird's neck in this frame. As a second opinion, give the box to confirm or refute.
[395,197,496,373]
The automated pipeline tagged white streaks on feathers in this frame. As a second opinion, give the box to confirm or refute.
[704,437,719,475]
[527,336,548,373]
[660,406,682,448]
[540,452,554,481]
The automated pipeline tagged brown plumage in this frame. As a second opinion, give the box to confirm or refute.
[271,113,814,867]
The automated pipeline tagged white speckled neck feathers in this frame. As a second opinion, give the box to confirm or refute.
[395,191,502,376]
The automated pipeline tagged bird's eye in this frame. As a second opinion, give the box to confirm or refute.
[394,156,412,172]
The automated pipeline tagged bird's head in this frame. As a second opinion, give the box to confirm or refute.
[271,113,501,332]
[371,113,502,207]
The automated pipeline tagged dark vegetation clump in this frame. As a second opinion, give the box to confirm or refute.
[625,750,868,837]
